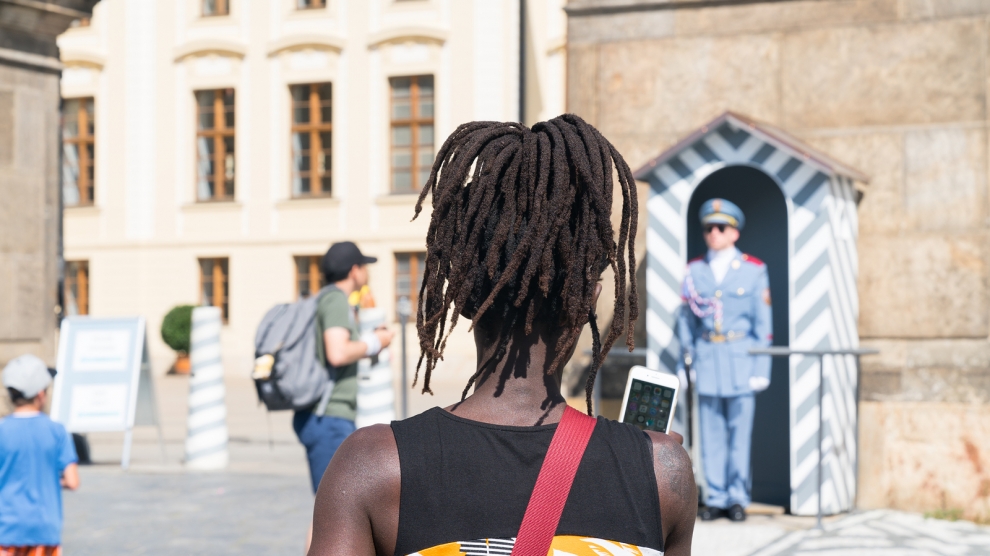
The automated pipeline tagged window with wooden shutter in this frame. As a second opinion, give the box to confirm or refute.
[62,98,95,206]
[195,89,236,201]
[202,0,229,16]
[390,76,434,194]
[295,255,325,299]
[395,252,425,318]
[296,0,325,9]
[64,260,90,316]
[290,83,332,197]
[199,258,230,322]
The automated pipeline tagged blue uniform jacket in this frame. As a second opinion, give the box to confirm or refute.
[677,250,773,397]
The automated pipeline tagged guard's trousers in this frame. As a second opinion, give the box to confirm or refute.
[699,393,756,509]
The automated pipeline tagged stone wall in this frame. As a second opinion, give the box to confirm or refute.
[0,1,99,415]
[0,63,61,367]
[566,0,990,521]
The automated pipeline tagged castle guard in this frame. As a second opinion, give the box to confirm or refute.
[677,198,773,522]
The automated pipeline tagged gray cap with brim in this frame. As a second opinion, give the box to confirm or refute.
[2,354,53,399]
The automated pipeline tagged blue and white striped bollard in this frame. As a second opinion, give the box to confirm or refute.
[184,306,229,469]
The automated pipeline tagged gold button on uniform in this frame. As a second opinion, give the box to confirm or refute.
[715,290,722,298]
[731,260,741,269]
[737,288,745,295]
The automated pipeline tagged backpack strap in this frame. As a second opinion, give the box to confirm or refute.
[312,284,344,416]
[511,405,597,556]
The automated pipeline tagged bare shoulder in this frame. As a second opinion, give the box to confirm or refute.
[317,423,399,499]
[643,430,697,556]
[335,423,397,459]
[311,423,401,556]
[643,431,695,501]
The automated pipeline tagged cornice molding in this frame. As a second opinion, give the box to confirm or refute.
[366,26,447,48]
[546,36,566,55]
[173,39,247,62]
[0,46,62,71]
[565,0,799,16]
[267,34,346,56]
[60,49,105,68]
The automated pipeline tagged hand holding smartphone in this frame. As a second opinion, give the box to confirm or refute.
[618,365,679,434]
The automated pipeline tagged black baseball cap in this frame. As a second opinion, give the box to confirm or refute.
[322,241,377,279]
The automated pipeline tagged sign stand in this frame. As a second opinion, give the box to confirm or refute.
[51,317,166,469]
[124,335,166,468]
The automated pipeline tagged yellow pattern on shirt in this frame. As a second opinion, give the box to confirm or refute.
[410,535,663,556]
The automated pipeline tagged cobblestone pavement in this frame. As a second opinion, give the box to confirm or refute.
[753,510,990,556]
[65,467,990,556]
[63,467,313,555]
[59,376,990,555]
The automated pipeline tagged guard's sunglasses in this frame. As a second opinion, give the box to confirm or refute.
[704,224,727,234]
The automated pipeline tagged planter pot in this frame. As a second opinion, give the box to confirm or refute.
[170,353,191,375]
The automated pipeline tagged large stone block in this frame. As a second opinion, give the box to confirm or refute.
[858,234,988,338]
[612,131,683,173]
[0,254,44,341]
[674,0,899,38]
[567,43,599,125]
[0,169,42,253]
[898,0,990,20]
[860,339,990,404]
[801,132,904,235]
[596,34,780,140]
[904,127,987,232]
[568,9,674,45]
[0,90,11,166]
[781,18,986,128]
[858,401,990,523]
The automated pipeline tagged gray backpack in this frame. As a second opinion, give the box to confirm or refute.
[252,285,340,412]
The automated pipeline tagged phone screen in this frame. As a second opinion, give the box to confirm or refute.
[622,379,676,433]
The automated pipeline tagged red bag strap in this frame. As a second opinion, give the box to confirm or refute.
[511,405,597,556]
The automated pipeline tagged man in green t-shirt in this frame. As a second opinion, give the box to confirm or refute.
[293,241,393,495]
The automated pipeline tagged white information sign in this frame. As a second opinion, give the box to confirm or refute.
[68,384,129,429]
[70,330,132,372]
[51,317,164,468]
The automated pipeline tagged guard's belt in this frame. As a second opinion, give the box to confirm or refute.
[701,331,747,343]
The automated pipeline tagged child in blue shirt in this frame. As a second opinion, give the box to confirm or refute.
[0,355,79,556]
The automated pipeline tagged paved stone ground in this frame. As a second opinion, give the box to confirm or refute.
[693,510,990,556]
[63,468,313,554]
[58,375,990,555]
[64,466,990,555]
[752,510,990,556]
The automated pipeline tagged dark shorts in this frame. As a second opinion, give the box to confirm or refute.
[292,411,356,493]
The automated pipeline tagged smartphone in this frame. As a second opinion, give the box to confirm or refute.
[618,365,679,434]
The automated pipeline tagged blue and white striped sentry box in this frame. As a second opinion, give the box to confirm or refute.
[51,316,163,469]
[633,111,868,517]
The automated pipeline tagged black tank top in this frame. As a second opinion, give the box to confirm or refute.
[390,407,665,555]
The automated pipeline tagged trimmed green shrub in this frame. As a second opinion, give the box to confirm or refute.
[161,305,194,353]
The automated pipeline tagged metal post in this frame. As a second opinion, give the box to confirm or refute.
[816,354,824,530]
[518,0,526,123]
[122,428,132,470]
[746,347,878,526]
[397,296,412,419]
[853,355,862,509]
[592,370,602,417]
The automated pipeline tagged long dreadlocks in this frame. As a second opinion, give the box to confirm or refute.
[411,114,638,415]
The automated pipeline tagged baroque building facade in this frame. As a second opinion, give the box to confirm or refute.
[56,0,566,414]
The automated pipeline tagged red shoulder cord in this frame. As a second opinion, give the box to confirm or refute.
[511,405,598,556]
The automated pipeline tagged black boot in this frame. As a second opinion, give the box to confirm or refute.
[698,506,726,521]
[728,504,746,522]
